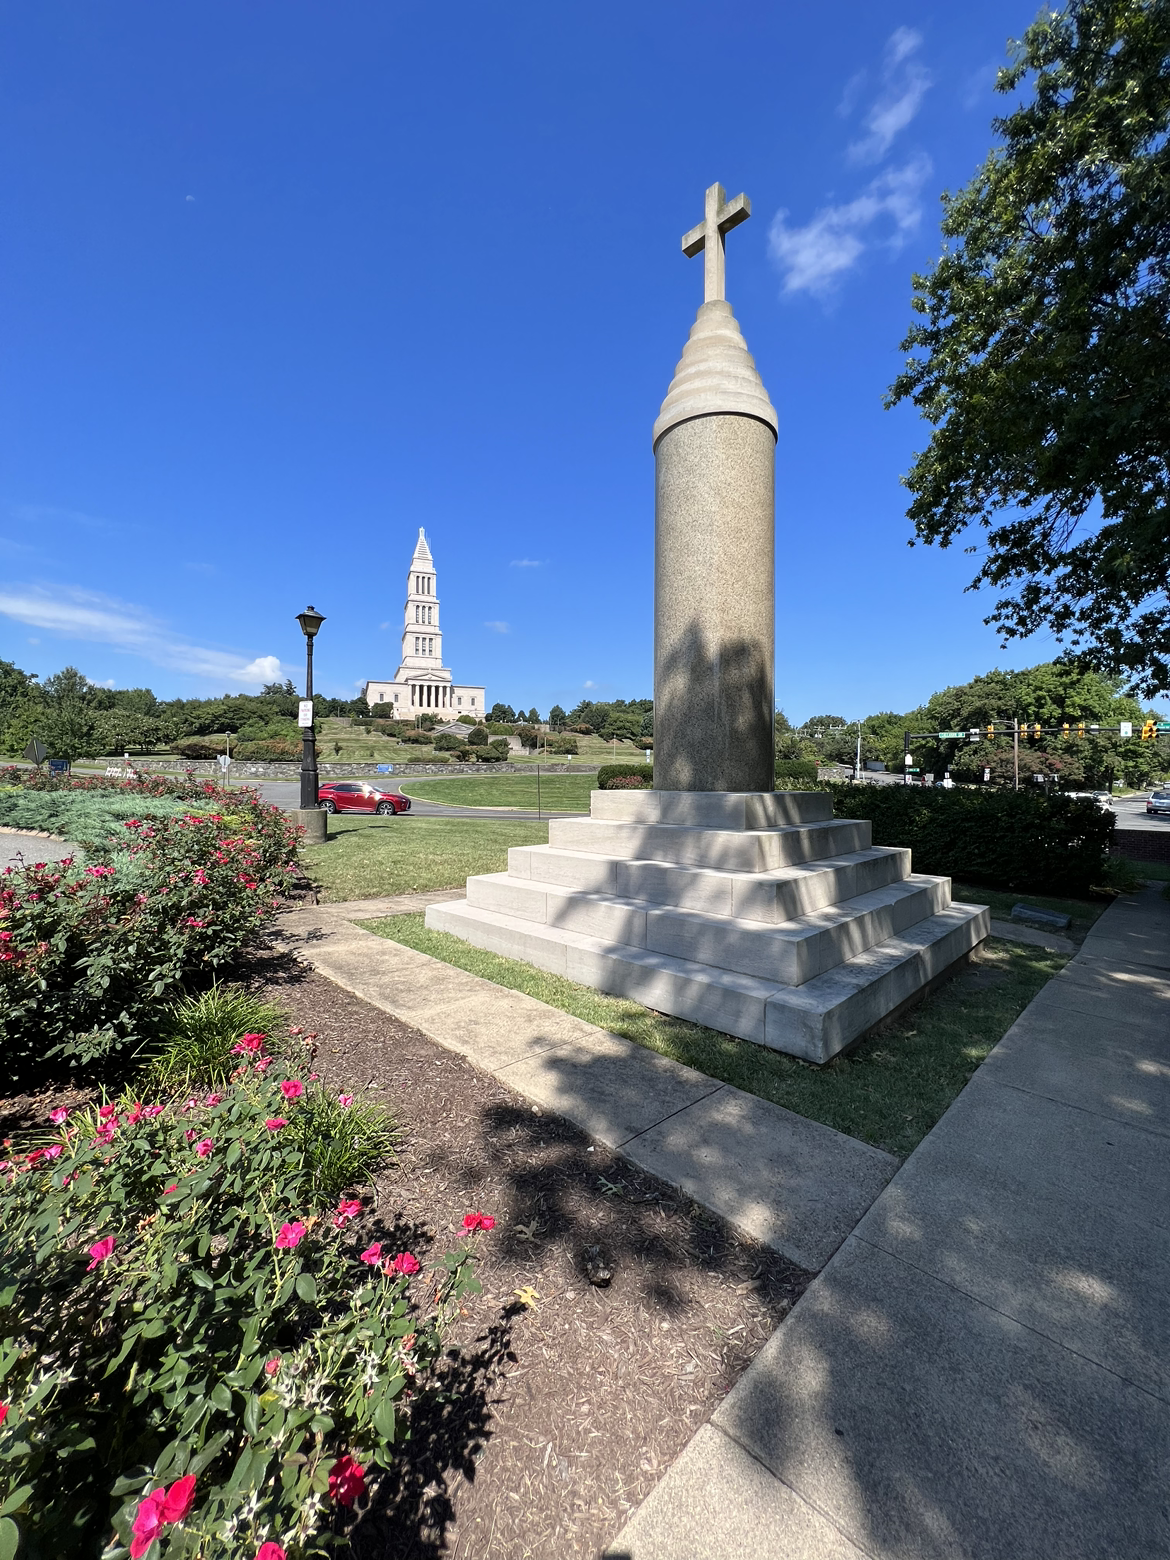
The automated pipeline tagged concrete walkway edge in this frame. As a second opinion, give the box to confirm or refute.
[606,883,1170,1559]
[275,894,897,1272]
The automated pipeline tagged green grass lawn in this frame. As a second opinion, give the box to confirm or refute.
[300,815,548,901]
[402,773,597,810]
[360,911,1065,1158]
[950,881,1107,937]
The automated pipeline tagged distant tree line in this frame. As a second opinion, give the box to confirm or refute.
[0,661,368,763]
[779,662,1168,789]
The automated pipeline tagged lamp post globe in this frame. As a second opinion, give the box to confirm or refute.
[297,605,326,810]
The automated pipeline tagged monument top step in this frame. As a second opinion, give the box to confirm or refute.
[590,789,832,830]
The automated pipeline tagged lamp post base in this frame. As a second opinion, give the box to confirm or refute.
[293,808,327,843]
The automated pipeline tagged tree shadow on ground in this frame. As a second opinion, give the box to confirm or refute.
[348,1305,523,1560]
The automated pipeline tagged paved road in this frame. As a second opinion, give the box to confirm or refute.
[1111,795,1170,833]
[233,779,577,823]
[0,833,77,871]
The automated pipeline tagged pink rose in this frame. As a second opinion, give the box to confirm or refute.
[194,1138,213,1159]
[392,1251,421,1276]
[462,1211,495,1232]
[264,1357,281,1377]
[49,1107,69,1125]
[327,1453,366,1507]
[264,1118,288,1131]
[332,1198,362,1228]
[280,1080,304,1101]
[86,1236,116,1271]
[358,1243,382,1266]
[275,1222,305,1250]
[255,1545,287,1560]
[337,1094,354,1109]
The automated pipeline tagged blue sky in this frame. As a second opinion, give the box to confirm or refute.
[1,0,1063,722]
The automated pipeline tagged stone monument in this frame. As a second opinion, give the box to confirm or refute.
[427,185,988,1063]
[654,184,776,792]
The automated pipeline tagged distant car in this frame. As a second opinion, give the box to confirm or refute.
[317,781,411,816]
[1146,789,1170,817]
[1091,791,1114,807]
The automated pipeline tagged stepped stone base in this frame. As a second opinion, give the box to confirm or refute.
[426,790,989,1064]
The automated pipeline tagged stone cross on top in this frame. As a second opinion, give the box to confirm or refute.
[681,182,751,303]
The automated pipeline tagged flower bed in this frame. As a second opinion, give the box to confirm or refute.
[0,1031,485,1560]
[0,773,301,1076]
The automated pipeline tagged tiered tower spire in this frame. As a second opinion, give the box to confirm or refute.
[400,528,443,672]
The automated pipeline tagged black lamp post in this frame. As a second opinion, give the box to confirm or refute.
[296,605,326,810]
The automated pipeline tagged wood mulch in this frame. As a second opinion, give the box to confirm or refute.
[0,949,813,1560]
[261,955,812,1560]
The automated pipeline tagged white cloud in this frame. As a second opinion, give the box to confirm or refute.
[509,559,543,568]
[0,584,288,687]
[583,679,597,689]
[769,155,931,296]
[484,620,510,634]
[848,27,931,164]
[379,621,391,630]
[27,637,39,646]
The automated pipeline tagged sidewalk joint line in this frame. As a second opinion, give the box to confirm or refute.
[849,1232,1170,1409]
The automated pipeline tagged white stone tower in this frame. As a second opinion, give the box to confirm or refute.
[362,529,486,716]
[400,529,443,676]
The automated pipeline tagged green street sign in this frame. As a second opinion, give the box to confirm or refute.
[1158,722,1170,733]
[905,767,920,773]
[937,731,966,739]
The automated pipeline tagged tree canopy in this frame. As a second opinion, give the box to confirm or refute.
[888,0,1170,696]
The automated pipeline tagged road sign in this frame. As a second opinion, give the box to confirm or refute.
[23,739,47,766]
[376,764,390,773]
[1159,722,1170,733]
[217,754,230,772]
[923,772,934,784]
[904,766,920,773]
[298,700,313,728]
[937,731,966,739]
[1119,722,1132,738]
[983,768,991,781]
[48,758,69,775]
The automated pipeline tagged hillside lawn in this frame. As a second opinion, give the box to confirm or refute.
[402,773,596,811]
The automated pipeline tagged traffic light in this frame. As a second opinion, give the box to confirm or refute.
[1062,723,1070,738]
[1077,723,1086,739]
[1033,724,1042,739]
[986,724,994,739]
[1142,719,1157,741]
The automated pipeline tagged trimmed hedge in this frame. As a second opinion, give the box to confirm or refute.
[598,763,653,789]
[823,782,1113,896]
[775,760,818,783]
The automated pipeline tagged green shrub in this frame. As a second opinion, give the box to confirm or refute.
[466,726,489,747]
[824,782,1113,896]
[171,739,221,760]
[431,733,462,751]
[775,760,818,783]
[0,1066,480,1559]
[148,985,291,1090]
[546,735,578,756]
[598,763,654,789]
[0,775,300,1075]
[398,730,432,746]
[234,739,302,761]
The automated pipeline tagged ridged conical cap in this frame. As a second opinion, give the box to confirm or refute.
[411,527,433,563]
[653,300,777,450]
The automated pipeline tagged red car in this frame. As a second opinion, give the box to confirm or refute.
[317,781,411,816]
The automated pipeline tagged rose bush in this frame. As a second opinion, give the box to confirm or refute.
[0,774,301,1074]
[0,1058,483,1559]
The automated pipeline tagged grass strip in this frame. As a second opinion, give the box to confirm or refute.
[360,912,1066,1159]
[951,881,1107,935]
[300,815,548,901]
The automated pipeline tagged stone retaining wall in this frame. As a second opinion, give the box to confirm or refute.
[116,758,597,780]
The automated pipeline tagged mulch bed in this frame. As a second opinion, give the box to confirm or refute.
[0,951,812,1560]
[263,956,811,1560]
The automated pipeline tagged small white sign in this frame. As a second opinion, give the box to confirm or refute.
[298,700,313,728]
[923,773,935,784]
[217,754,231,772]
[1119,721,1132,739]
[983,768,991,781]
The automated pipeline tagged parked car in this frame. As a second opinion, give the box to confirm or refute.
[1146,789,1170,817]
[317,781,411,815]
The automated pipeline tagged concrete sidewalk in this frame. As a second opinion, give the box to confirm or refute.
[276,897,897,1273]
[607,883,1170,1560]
